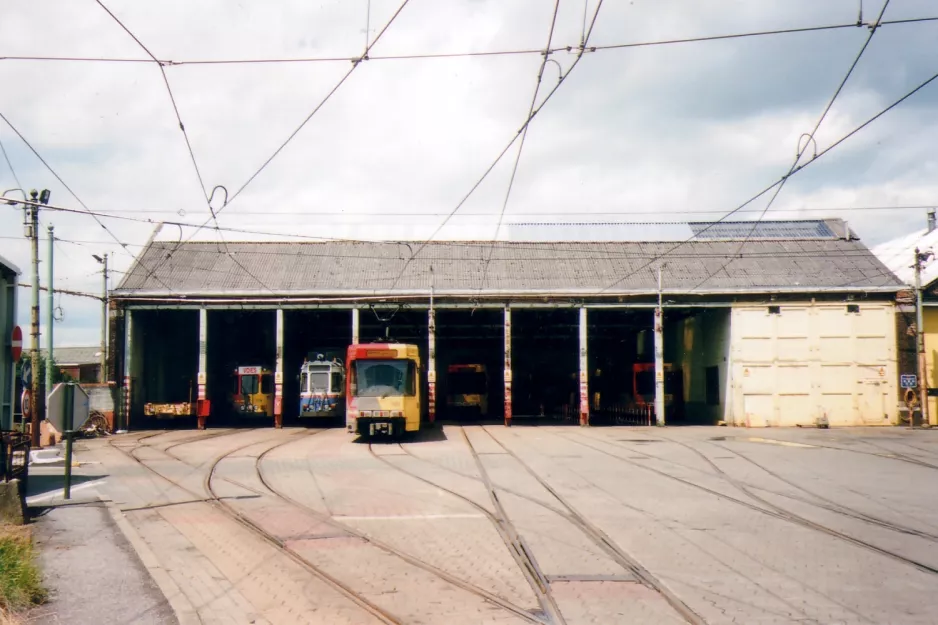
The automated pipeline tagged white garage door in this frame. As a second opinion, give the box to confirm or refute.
[730,304,896,427]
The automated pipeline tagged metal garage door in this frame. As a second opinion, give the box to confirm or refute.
[730,304,896,427]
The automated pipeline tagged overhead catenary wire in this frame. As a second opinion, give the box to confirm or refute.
[0,110,180,294]
[150,0,413,279]
[690,0,892,292]
[597,62,938,294]
[479,0,564,291]
[390,0,606,291]
[0,127,22,190]
[2,16,937,66]
[93,0,276,295]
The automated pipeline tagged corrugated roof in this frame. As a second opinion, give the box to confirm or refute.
[114,234,902,298]
[872,225,938,288]
[42,346,102,365]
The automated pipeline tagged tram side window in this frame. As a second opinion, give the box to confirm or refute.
[261,375,272,394]
[331,372,343,394]
[300,372,309,393]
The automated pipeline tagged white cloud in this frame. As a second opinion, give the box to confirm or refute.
[1,0,937,345]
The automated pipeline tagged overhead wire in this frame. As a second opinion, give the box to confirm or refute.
[690,0,892,292]
[0,127,22,190]
[148,0,413,280]
[479,0,563,290]
[2,16,937,65]
[596,61,938,294]
[0,110,179,294]
[390,0,606,291]
[93,0,276,295]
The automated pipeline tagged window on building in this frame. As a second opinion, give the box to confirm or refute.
[847,304,860,314]
[706,366,721,406]
[768,305,781,315]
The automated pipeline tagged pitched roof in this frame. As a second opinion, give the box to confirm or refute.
[873,226,938,287]
[114,221,901,299]
[43,346,102,366]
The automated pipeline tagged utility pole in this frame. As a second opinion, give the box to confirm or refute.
[914,247,933,427]
[654,264,665,426]
[93,254,108,383]
[27,189,50,447]
[45,225,54,403]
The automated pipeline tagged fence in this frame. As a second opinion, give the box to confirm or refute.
[1,430,31,490]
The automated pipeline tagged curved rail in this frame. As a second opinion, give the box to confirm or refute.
[255,436,546,624]
[112,430,405,625]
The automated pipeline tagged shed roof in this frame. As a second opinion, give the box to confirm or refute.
[114,222,902,299]
[42,346,102,366]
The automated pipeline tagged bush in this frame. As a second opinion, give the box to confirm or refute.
[0,525,46,617]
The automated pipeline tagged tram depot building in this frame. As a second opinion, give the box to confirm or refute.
[107,219,917,431]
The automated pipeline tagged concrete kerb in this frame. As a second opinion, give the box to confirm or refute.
[102,499,200,625]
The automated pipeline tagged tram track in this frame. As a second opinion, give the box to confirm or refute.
[566,431,938,578]
[368,434,564,625]
[111,429,406,625]
[745,433,938,471]
[578,431,938,543]
[477,427,706,625]
[255,436,546,625]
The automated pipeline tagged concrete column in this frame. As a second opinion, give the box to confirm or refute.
[351,308,360,345]
[579,307,589,427]
[196,308,208,429]
[274,308,284,428]
[504,307,512,427]
[654,306,665,426]
[122,309,133,431]
[428,308,436,424]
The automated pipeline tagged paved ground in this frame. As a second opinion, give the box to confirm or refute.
[50,424,938,624]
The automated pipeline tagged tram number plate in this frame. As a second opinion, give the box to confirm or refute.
[370,422,393,435]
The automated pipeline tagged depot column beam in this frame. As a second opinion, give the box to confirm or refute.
[504,306,512,427]
[654,305,665,426]
[196,308,208,429]
[351,308,360,345]
[428,307,436,425]
[274,308,284,428]
[122,309,133,431]
[579,307,589,427]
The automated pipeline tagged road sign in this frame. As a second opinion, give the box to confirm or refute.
[20,359,31,387]
[47,383,90,432]
[21,390,30,419]
[10,326,22,362]
[900,374,917,389]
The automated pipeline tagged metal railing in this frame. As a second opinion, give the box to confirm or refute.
[1,430,31,490]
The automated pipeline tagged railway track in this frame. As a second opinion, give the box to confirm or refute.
[567,432,938,578]
[113,428,548,624]
[366,437,562,624]
[256,435,547,624]
[743,432,938,471]
[475,427,706,625]
[577,430,938,543]
[110,429,406,625]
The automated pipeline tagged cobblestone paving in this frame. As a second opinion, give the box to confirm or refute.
[82,425,938,624]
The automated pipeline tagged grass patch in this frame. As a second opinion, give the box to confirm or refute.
[0,524,46,617]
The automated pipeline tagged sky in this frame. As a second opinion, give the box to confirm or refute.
[1,0,937,346]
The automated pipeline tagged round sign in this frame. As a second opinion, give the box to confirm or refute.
[11,326,22,362]
[21,389,30,419]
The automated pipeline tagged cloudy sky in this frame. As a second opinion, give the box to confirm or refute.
[1,0,937,345]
